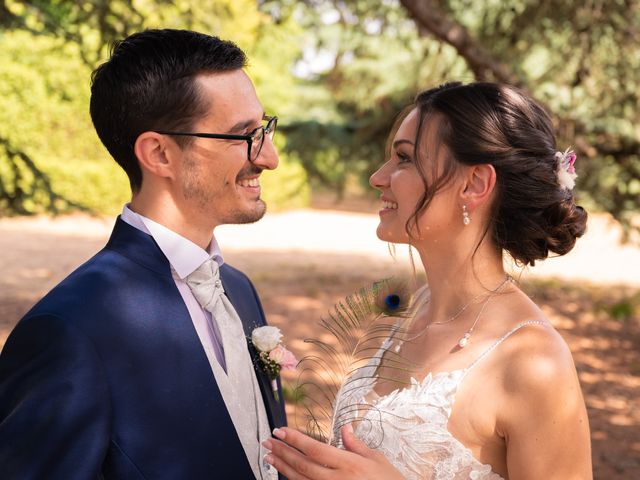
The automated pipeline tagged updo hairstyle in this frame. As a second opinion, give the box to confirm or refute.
[407,82,587,266]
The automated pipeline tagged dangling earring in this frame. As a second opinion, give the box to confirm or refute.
[462,205,471,226]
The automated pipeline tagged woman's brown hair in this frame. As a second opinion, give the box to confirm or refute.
[404,82,587,266]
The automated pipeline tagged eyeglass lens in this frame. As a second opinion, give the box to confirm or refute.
[250,117,277,162]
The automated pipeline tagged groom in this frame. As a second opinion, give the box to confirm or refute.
[0,29,286,478]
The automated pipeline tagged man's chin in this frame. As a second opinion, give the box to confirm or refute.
[227,199,267,225]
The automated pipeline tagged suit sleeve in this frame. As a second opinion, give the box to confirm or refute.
[0,314,110,479]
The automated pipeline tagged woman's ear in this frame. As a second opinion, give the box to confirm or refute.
[134,132,177,180]
[460,164,496,210]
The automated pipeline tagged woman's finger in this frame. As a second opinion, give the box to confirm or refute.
[271,427,352,469]
[264,436,331,480]
[340,424,375,458]
[264,449,313,480]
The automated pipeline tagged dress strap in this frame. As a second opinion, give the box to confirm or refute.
[464,320,546,373]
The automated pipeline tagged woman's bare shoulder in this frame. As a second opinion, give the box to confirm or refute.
[491,316,592,477]
[499,319,578,395]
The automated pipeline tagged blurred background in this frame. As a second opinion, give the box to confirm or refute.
[0,1,639,478]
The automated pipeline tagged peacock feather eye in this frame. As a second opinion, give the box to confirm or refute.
[385,294,401,310]
[295,276,416,446]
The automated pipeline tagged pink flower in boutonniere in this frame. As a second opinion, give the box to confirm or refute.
[251,326,298,402]
[269,345,298,371]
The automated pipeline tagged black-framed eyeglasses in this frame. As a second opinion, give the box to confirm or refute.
[155,115,277,163]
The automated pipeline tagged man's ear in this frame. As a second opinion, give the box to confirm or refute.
[460,163,496,210]
[134,132,177,180]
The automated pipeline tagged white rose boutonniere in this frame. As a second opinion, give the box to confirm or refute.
[252,326,282,352]
[251,326,298,402]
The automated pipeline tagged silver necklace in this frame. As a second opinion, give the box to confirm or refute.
[395,275,512,352]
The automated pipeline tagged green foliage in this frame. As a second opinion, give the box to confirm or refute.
[440,0,640,235]
[606,300,636,322]
[2,0,639,228]
[602,294,639,323]
[273,0,475,197]
[261,142,311,210]
[276,0,640,234]
[0,0,309,215]
[0,30,130,215]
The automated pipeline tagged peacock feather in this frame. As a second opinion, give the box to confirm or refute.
[293,277,419,447]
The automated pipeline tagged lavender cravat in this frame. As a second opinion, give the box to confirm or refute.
[186,261,228,372]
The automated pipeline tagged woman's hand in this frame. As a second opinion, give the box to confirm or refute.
[262,424,404,480]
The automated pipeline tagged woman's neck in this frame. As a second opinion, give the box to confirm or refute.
[413,239,507,322]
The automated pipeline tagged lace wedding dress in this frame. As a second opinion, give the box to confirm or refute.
[334,320,544,480]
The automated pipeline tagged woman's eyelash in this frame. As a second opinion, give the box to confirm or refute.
[396,151,412,163]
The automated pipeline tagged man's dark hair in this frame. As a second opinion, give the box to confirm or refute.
[90,29,247,192]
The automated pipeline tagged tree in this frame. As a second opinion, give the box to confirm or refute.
[2,0,638,232]
[267,0,470,195]
[277,0,640,235]
[0,0,309,215]
[400,0,640,234]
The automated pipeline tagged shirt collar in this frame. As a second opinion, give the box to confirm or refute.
[121,204,223,279]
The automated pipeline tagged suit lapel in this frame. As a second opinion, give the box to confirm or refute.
[107,219,285,428]
[104,218,257,477]
[220,266,287,429]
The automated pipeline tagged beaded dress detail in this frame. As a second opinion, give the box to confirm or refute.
[335,320,545,480]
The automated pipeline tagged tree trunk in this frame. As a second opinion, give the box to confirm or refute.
[399,0,522,86]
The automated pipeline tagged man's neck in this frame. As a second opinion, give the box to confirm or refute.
[129,194,215,250]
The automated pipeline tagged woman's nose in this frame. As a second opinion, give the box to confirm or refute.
[369,162,390,190]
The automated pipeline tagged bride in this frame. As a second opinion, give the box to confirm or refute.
[263,82,592,479]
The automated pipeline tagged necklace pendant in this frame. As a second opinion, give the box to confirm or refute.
[458,332,471,348]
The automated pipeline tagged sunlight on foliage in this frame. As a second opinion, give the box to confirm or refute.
[0,0,309,214]
[1,0,638,231]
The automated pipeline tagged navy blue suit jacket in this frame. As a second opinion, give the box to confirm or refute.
[0,218,286,479]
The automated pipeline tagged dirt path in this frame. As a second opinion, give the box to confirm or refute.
[1,211,639,479]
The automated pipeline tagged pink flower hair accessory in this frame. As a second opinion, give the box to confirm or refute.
[555,147,578,190]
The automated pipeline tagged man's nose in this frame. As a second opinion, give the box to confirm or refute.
[254,137,279,170]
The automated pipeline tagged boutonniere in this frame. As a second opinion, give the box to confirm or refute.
[251,326,298,402]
